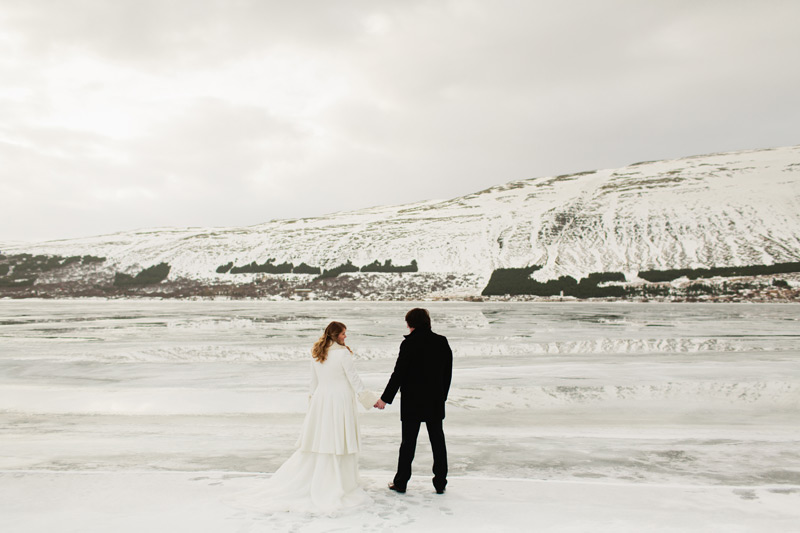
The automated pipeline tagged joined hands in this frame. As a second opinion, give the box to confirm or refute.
[374,399,387,409]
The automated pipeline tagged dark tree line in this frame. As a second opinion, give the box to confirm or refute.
[481,266,626,298]
[638,261,800,282]
[216,258,419,278]
[481,261,800,298]
[114,263,171,287]
[0,254,106,287]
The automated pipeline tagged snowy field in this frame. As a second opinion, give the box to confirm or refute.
[1,300,799,532]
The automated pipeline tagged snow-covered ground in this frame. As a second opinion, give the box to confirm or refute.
[1,300,799,531]
[5,145,800,294]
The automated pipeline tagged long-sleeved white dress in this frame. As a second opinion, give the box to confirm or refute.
[245,343,376,513]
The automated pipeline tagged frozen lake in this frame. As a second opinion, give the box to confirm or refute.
[1,300,799,531]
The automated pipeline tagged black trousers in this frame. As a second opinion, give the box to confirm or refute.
[393,418,447,490]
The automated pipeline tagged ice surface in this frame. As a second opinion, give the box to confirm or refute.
[1,300,799,531]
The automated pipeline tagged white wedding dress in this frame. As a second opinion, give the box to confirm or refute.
[237,343,377,514]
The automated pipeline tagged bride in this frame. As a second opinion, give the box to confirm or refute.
[243,321,377,513]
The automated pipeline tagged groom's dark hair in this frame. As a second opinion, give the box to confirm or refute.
[405,308,431,330]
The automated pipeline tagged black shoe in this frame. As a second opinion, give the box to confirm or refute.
[435,487,446,494]
[388,482,406,493]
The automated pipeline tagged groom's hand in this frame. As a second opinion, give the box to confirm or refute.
[374,399,386,409]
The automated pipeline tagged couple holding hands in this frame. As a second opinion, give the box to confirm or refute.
[259,308,453,512]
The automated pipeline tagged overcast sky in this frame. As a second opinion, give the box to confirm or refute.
[1,0,798,243]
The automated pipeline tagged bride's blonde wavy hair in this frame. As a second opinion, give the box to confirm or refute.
[311,321,351,362]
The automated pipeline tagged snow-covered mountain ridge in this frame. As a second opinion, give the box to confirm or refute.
[5,145,800,293]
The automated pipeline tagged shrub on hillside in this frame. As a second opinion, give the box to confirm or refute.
[229,259,293,274]
[216,262,233,274]
[582,272,626,284]
[686,283,715,295]
[638,261,800,282]
[482,266,626,298]
[318,261,359,279]
[293,262,321,275]
[360,259,418,273]
[114,263,171,287]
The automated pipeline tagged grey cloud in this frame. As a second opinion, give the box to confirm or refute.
[2,0,403,69]
[131,98,307,183]
[2,0,800,242]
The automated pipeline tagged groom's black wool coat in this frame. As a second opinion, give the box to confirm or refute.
[381,327,453,421]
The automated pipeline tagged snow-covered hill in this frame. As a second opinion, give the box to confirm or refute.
[5,145,800,292]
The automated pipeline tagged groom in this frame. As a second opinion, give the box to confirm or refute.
[375,308,453,494]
